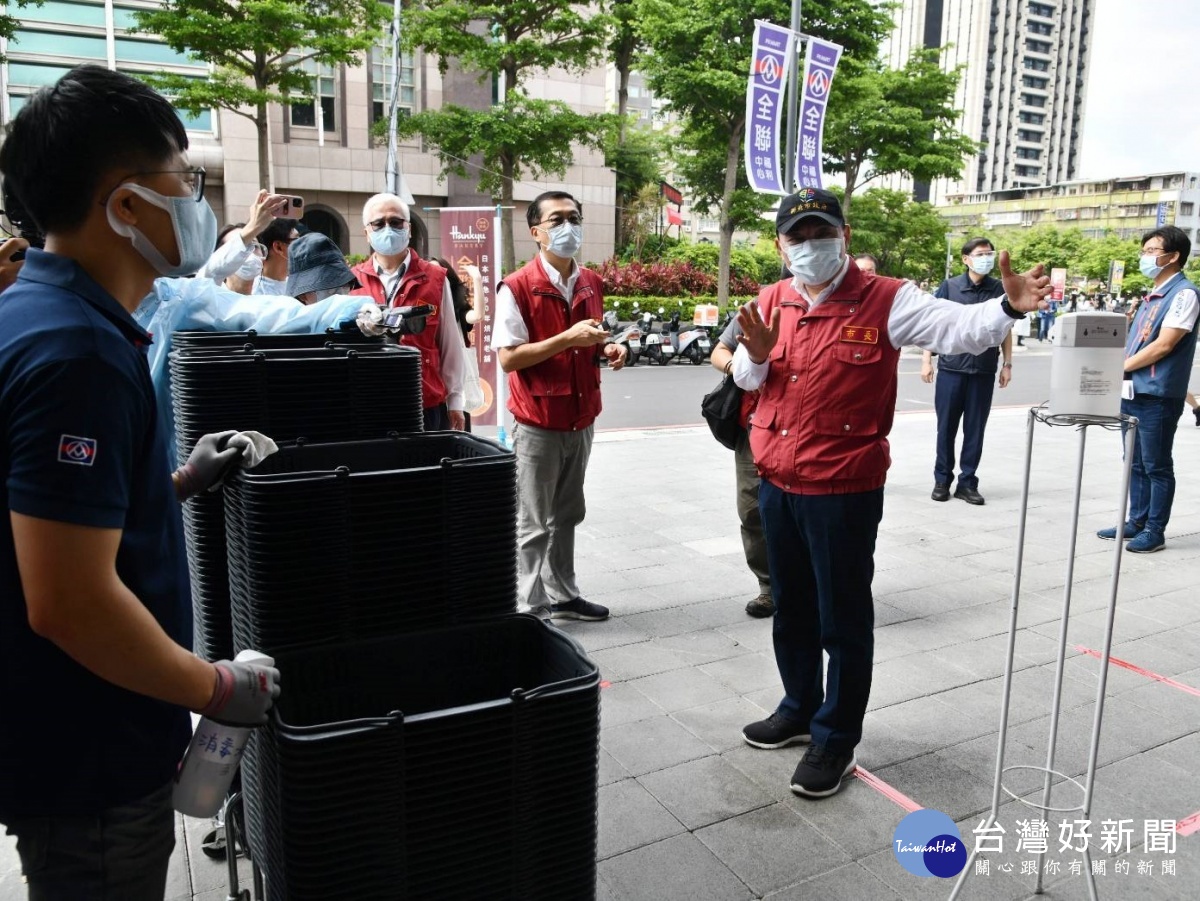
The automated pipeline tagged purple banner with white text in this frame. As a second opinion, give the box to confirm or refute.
[794,37,843,191]
[745,20,795,196]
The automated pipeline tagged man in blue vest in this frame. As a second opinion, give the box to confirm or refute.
[921,238,1012,506]
[1098,226,1199,553]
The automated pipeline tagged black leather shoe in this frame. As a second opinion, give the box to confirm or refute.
[931,483,951,502]
[954,486,985,505]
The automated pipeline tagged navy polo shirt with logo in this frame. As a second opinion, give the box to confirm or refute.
[0,249,192,819]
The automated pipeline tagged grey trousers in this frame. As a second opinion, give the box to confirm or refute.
[4,782,174,901]
[514,422,593,615]
[735,427,771,593]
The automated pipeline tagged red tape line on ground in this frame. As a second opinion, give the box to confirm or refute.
[1074,646,1200,698]
[1178,811,1200,837]
[853,766,923,813]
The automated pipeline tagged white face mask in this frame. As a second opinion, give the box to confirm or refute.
[235,254,264,281]
[106,183,217,278]
[784,236,845,285]
[542,222,583,258]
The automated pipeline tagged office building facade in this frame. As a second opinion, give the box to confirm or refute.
[0,0,616,263]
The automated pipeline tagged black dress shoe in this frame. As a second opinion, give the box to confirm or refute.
[931,483,951,502]
[954,486,985,505]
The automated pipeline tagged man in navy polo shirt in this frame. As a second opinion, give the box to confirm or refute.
[0,65,280,900]
[921,237,1012,506]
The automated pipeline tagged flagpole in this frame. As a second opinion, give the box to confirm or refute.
[782,0,803,192]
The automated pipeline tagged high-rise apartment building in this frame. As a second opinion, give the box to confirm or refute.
[882,0,1096,204]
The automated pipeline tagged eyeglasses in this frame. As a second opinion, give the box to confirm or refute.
[368,217,407,231]
[1142,247,1166,255]
[967,251,995,258]
[101,166,206,204]
[249,241,268,259]
[538,213,583,228]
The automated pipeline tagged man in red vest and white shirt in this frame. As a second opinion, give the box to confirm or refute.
[733,188,1051,799]
[490,191,626,622]
[351,193,466,430]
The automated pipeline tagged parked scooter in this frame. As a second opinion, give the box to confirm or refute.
[601,310,643,366]
[640,308,676,365]
[666,310,712,365]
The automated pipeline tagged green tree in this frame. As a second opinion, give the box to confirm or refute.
[1004,225,1087,273]
[840,187,948,281]
[398,1,612,272]
[634,0,893,305]
[133,0,389,189]
[823,47,979,217]
[605,124,666,256]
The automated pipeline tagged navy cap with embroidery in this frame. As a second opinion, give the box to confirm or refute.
[776,187,845,233]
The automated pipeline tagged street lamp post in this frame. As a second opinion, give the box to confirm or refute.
[782,0,803,192]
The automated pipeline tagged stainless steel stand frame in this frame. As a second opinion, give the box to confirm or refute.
[949,406,1138,900]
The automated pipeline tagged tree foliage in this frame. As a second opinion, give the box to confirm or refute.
[840,187,948,281]
[133,0,388,188]
[823,47,979,216]
[634,0,898,303]
[399,1,612,272]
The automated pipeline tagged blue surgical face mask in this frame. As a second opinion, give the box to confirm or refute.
[542,222,583,258]
[1139,252,1165,279]
[107,183,218,278]
[368,225,410,257]
[785,236,844,285]
[969,254,996,276]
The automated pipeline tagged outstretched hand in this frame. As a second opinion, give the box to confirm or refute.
[999,250,1052,313]
[735,303,781,364]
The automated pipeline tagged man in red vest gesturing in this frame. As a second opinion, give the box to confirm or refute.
[491,191,626,622]
[733,188,1050,799]
[351,193,466,430]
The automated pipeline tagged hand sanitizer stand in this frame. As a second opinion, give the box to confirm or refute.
[951,313,1132,900]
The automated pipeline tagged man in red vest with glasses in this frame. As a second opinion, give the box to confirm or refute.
[734,188,1051,799]
[351,193,466,430]
[490,190,626,622]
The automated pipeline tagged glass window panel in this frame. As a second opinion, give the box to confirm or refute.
[8,95,27,117]
[177,107,212,132]
[320,96,335,132]
[11,29,107,59]
[115,38,201,67]
[291,101,316,128]
[112,6,145,30]
[6,62,75,87]
[21,1,107,27]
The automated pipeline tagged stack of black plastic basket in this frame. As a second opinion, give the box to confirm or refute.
[225,436,601,900]
[223,434,519,647]
[168,333,422,661]
[244,620,599,900]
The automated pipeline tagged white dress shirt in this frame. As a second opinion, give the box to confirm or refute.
[733,256,1017,390]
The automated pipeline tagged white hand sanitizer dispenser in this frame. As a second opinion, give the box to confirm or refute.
[1049,312,1127,417]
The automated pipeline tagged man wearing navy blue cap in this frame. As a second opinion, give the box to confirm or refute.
[733,188,1050,799]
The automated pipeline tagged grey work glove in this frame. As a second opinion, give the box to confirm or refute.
[198,658,282,726]
[174,430,242,500]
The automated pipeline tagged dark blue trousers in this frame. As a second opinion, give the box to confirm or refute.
[1122,394,1185,534]
[759,481,883,754]
[933,369,995,490]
